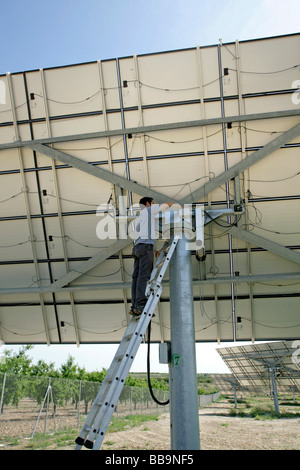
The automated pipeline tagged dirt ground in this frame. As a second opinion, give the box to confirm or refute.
[1,399,299,450]
[99,402,300,451]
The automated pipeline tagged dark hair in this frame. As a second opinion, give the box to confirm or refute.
[139,197,153,207]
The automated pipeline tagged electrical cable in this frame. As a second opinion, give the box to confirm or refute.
[146,321,169,406]
[34,90,101,105]
[228,64,300,75]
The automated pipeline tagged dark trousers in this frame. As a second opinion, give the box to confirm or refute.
[131,243,154,309]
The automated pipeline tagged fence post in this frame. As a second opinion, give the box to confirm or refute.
[129,387,131,415]
[141,387,143,414]
[0,373,6,414]
[77,380,82,428]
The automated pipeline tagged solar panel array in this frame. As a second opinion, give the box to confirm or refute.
[217,340,300,394]
[0,33,299,345]
[209,373,252,395]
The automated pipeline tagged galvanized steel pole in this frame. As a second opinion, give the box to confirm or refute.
[270,368,280,413]
[169,235,200,450]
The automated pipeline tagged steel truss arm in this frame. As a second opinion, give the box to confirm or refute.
[52,239,132,288]
[181,121,300,269]
[229,227,300,266]
[27,143,180,205]
[181,121,300,204]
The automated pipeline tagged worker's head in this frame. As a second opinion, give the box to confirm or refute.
[139,197,154,208]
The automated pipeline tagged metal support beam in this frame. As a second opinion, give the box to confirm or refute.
[0,109,299,151]
[52,239,132,288]
[269,367,280,413]
[181,121,300,204]
[26,143,180,205]
[169,236,200,450]
[6,72,51,346]
[229,226,300,265]
[1,272,300,296]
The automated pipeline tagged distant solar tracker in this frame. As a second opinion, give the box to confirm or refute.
[210,373,254,395]
[217,340,300,410]
[0,33,299,345]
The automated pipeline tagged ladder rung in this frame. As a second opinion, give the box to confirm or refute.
[82,425,93,433]
[104,375,125,385]
[123,333,133,342]
[115,354,124,362]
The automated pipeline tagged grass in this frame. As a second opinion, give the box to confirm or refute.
[108,414,159,433]
[2,396,300,449]
[0,436,20,447]
[229,403,300,420]
[215,394,300,420]
[0,414,160,450]
[26,433,55,450]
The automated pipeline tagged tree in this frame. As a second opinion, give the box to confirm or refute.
[0,345,33,375]
[60,355,78,379]
[0,346,34,410]
[77,369,107,413]
[30,359,59,378]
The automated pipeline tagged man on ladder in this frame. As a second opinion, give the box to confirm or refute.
[130,197,173,317]
[75,200,180,450]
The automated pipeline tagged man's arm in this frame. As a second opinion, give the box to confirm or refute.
[159,202,181,211]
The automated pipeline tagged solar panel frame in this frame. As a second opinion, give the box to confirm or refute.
[217,340,300,394]
[0,33,299,345]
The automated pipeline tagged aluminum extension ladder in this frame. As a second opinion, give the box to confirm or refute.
[75,235,179,450]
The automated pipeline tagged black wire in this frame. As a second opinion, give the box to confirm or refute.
[204,210,241,229]
[146,322,169,406]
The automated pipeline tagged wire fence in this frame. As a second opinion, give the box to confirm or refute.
[0,372,170,438]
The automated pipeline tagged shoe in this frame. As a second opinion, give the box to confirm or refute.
[133,305,147,316]
[129,306,142,317]
[129,306,139,317]
[133,307,143,316]
[129,305,134,315]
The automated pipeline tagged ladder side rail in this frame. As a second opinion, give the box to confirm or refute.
[83,291,160,448]
[92,289,163,450]
[154,236,179,285]
[146,235,179,297]
[75,318,140,446]
[89,240,179,449]
[77,298,156,449]
[147,240,169,284]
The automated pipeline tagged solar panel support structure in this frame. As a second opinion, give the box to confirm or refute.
[269,367,280,413]
[169,234,201,450]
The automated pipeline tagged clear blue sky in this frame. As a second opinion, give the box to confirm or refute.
[0,0,299,74]
[0,0,297,372]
